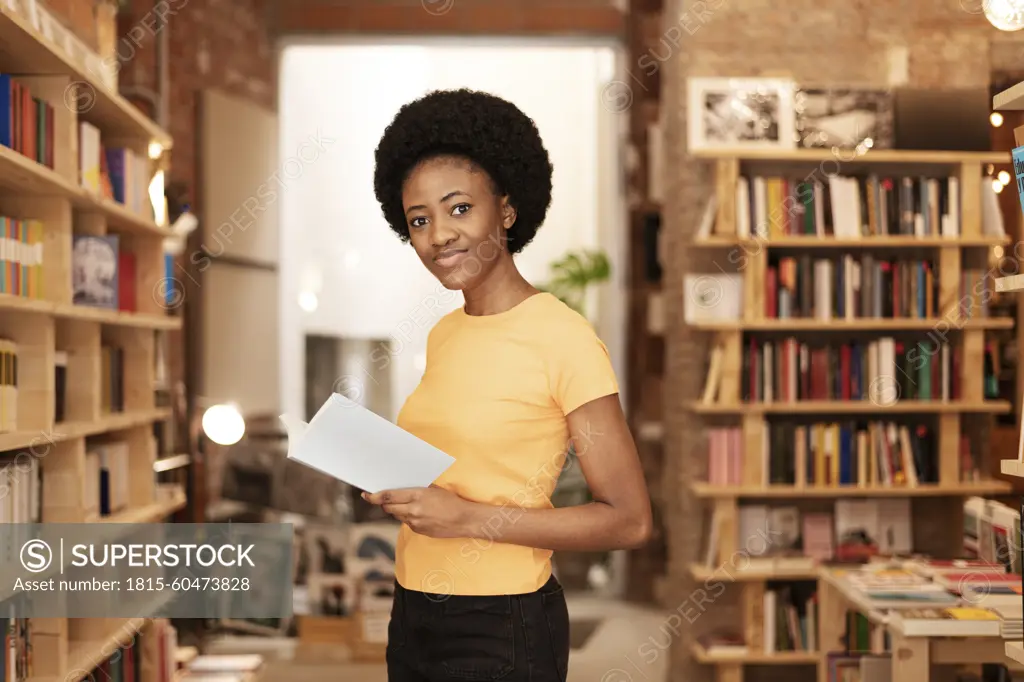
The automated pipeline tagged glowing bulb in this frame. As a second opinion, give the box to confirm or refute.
[148,141,164,159]
[992,112,1005,127]
[993,179,1005,193]
[202,403,245,445]
[298,291,318,312]
[999,170,1011,184]
[984,0,1024,31]
[995,245,1006,259]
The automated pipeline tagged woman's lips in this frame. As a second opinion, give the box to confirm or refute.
[434,249,469,268]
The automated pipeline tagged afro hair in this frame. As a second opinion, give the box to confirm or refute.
[373,88,553,255]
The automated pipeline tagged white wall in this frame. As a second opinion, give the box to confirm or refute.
[278,40,627,422]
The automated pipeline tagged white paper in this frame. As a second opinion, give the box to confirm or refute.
[280,393,455,493]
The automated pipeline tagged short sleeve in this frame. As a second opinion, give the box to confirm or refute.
[548,317,620,415]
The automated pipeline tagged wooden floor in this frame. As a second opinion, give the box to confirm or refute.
[204,593,671,682]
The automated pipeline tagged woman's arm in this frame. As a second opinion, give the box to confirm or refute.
[458,393,652,551]
[365,393,653,552]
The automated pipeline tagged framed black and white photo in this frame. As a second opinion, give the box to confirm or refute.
[687,77,797,151]
[794,88,894,150]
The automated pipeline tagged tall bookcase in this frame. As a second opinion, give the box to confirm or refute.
[0,4,185,681]
[687,147,1015,682]
[990,79,1024,671]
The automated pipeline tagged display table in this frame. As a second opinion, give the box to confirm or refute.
[818,568,1021,682]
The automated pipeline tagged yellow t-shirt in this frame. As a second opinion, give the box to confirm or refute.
[394,292,619,596]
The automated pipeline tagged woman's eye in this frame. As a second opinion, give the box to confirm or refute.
[452,203,471,216]
[410,216,427,228]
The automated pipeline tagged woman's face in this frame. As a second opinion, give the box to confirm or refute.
[402,155,516,291]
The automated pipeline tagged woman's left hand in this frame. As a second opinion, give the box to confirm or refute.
[362,486,476,539]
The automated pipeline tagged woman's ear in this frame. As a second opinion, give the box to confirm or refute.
[501,197,517,230]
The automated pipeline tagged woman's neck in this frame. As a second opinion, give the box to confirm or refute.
[462,254,538,317]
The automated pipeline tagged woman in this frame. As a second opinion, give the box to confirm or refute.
[365,87,653,682]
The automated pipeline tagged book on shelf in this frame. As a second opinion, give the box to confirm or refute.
[0,73,55,170]
[0,446,42,568]
[1,613,34,682]
[763,583,817,654]
[705,417,981,490]
[100,343,124,414]
[118,250,136,312]
[701,343,725,404]
[1013,145,1024,219]
[743,336,963,403]
[84,440,130,520]
[106,147,153,218]
[706,426,741,485]
[72,234,119,310]
[713,499,910,569]
[1,217,44,299]
[765,253,994,321]
[149,619,179,682]
[54,350,66,423]
[726,172,1001,240]
[78,121,153,218]
[963,496,1021,573]
[0,339,16,433]
[0,448,42,524]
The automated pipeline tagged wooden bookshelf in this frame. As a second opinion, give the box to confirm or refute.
[994,80,1024,675]
[0,3,181,681]
[687,147,1015,680]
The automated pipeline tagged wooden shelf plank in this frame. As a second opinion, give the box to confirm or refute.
[689,563,819,581]
[692,481,1011,498]
[996,274,1024,293]
[1007,642,1024,667]
[0,145,171,237]
[0,407,172,452]
[99,485,186,523]
[691,644,819,665]
[0,295,182,329]
[692,236,1009,248]
[0,5,171,146]
[690,148,1008,164]
[689,401,1011,414]
[690,318,1014,331]
[53,302,182,329]
[26,593,176,682]
[995,82,1024,111]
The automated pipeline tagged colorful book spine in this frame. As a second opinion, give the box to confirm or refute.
[0,73,55,168]
[0,217,43,298]
[0,339,17,434]
[1013,145,1024,220]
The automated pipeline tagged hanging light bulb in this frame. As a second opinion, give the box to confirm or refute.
[984,0,1024,31]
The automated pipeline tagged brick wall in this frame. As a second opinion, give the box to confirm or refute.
[115,0,276,201]
[660,3,1024,682]
[42,0,101,49]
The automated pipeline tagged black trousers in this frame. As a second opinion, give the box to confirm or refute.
[386,574,570,682]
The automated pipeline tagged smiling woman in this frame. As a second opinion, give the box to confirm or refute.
[369,88,652,682]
